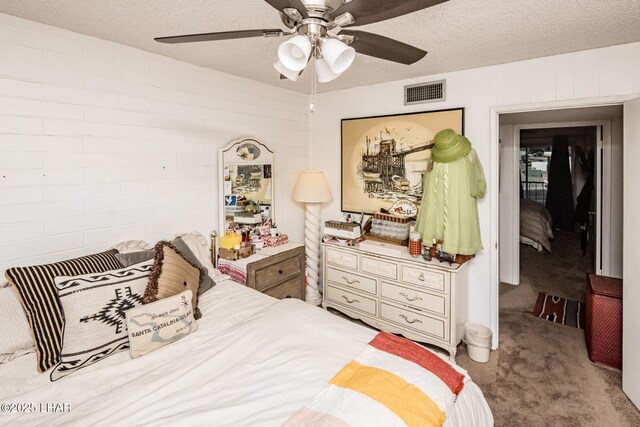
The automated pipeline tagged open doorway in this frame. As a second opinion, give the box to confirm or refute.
[489,104,636,421]
[517,126,597,302]
[490,99,640,415]
[499,106,623,286]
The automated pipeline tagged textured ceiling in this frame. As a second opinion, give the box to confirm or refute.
[2,0,640,93]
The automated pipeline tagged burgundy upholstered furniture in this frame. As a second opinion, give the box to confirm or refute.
[585,274,623,369]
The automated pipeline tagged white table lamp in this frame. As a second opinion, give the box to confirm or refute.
[292,171,332,305]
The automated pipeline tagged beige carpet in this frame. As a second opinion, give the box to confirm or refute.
[456,231,640,426]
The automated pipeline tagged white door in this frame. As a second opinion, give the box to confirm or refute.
[623,97,640,409]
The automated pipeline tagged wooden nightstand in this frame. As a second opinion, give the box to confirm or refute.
[218,243,306,300]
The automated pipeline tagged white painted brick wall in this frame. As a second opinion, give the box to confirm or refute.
[0,13,310,277]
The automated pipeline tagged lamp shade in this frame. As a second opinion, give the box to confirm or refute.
[292,171,333,203]
[316,57,341,83]
[321,38,355,74]
[278,35,312,72]
[273,60,299,81]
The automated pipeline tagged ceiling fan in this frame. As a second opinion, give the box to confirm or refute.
[155,0,449,83]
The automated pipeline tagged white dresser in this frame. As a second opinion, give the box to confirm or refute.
[322,242,468,359]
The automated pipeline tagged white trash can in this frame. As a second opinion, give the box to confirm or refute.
[464,323,492,363]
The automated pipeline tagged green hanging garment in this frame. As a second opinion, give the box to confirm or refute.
[415,148,486,255]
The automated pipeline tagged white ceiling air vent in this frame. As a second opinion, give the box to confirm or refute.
[404,80,446,105]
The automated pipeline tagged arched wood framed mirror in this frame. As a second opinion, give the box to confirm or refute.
[218,137,274,236]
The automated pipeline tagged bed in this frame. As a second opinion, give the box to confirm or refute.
[0,279,493,426]
[520,199,554,252]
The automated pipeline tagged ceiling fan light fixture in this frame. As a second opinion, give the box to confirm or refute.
[277,35,312,71]
[321,38,355,74]
[273,60,299,81]
[315,57,341,83]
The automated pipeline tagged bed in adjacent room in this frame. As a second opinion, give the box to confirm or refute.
[520,199,554,252]
[0,278,492,426]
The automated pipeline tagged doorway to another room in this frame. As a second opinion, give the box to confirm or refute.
[476,104,638,424]
[499,105,624,286]
[518,126,597,303]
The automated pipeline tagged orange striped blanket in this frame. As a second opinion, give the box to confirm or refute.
[284,332,466,427]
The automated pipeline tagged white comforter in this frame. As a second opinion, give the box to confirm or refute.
[0,281,492,426]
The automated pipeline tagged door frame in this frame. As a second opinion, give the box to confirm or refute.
[489,95,633,349]
[622,96,640,409]
[503,120,610,284]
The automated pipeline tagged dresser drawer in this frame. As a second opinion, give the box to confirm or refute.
[361,256,397,280]
[380,282,447,316]
[262,277,302,300]
[401,266,447,293]
[326,285,376,316]
[380,303,447,340]
[253,255,302,291]
[326,267,377,294]
[326,247,359,270]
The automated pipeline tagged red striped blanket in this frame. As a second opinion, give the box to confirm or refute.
[285,332,467,427]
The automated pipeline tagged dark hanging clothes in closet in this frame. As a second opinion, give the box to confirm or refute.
[545,135,575,231]
[574,146,595,254]
[574,146,594,226]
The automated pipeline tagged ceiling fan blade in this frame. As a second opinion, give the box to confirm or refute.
[330,0,448,27]
[155,29,284,44]
[340,30,427,65]
[263,0,309,19]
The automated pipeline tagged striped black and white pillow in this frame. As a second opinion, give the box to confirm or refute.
[4,250,123,373]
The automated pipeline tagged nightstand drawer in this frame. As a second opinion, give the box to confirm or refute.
[253,255,302,291]
[380,302,447,340]
[361,256,397,280]
[326,247,359,270]
[262,278,302,300]
[401,266,446,293]
[326,267,377,294]
[380,282,447,316]
[326,285,376,316]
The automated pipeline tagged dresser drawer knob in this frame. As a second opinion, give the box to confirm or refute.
[342,276,360,285]
[341,295,359,304]
[278,269,283,274]
[418,273,425,282]
[399,292,422,302]
[399,314,422,324]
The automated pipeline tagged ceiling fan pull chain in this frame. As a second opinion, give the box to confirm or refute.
[310,56,316,113]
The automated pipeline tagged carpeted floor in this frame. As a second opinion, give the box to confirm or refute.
[456,231,640,426]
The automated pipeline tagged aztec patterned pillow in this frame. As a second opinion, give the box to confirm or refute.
[144,241,204,320]
[5,249,123,373]
[126,290,198,359]
[50,261,153,381]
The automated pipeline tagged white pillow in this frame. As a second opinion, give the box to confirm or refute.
[126,290,198,359]
[0,286,35,363]
[110,240,152,254]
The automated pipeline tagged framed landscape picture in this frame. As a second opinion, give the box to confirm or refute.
[341,108,464,213]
